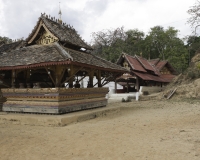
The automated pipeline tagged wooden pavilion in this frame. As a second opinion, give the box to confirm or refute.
[116,53,177,93]
[0,13,126,114]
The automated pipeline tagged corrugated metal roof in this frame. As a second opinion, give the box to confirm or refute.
[148,59,160,65]
[125,55,147,72]
[116,53,177,83]
[133,71,168,82]
[159,74,176,82]
[156,61,168,71]
[135,55,156,73]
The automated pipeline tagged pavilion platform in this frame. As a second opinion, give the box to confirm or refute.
[0,101,121,126]
[1,87,108,114]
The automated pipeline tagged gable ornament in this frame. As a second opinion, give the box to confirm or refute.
[36,31,58,45]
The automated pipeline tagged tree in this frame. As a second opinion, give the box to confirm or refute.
[91,27,126,62]
[91,26,189,73]
[91,27,145,62]
[144,26,169,60]
[123,29,145,56]
[187,0,200,27]
[185,35,200,62]
[142,26,189,72]
[0,36,12,44]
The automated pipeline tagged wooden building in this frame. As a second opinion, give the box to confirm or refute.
[116,53,177,93]
[0,13,126,114]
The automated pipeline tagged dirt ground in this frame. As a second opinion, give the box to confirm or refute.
[1,99,200,160]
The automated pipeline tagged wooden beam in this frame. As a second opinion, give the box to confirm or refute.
[93,83,97,87]
[93,77,104,87]
[102,80,110,87]
[58,67,67,86]
[101,77,106,86]
[45,66,56,86]
[77,75,86,83]
[61,66,84,86]
[86,68,96,77]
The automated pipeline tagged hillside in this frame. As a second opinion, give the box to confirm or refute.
[161,53,200,100]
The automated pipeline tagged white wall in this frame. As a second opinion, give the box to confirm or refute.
[66,76,123,92]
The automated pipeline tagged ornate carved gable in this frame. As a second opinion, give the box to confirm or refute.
[26,14,93,50]
[160,66,171,74]
[123,61,130,70]
[36,30,58,45]
[27,20,58,45]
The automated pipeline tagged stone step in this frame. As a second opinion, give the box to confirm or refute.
[139,95,157,101]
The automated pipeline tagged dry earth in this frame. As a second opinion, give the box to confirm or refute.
[1,100,200,160]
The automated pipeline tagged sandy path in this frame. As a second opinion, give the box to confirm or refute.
[1,100,200,160]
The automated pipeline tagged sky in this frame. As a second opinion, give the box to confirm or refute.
[0,0,197,44]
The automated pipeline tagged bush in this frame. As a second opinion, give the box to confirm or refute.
[187,71,196,79]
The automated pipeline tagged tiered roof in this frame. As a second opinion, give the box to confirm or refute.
[125,54,147,72]
[135,55,156,73]
[117,53,176,82]
[0,40,26,54]
[0,14,126,73]
[26,13,92,50]
[0,42,125,71]
[149,58,176,75]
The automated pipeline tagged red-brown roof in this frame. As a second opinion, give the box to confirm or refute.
[117,53,177,83]
[133,71,167,82]
[148,58,160,65]
[156,61,168,71]
[135,55,156,73]
[125,54,147,72]
[159,74,176,82]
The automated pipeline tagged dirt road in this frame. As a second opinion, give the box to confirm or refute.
[1,100,200,160]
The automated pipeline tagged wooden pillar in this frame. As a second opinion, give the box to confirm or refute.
[55,65,67,88]
[115,80,117,93]
[136,77,139,92]
[11,69,16,88]
[89,69,94,88]
[26,69,30,83]
[68,65,73,88]
[25,69,31,88]
[127,82,129,93]
[55,66,63,87]
[97,70,102,88]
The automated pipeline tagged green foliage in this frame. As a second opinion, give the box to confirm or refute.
[91,27,145,62]
[91,26,190,73]
[0,36,12,44]
[186,36,200,61]
[187,71,196,79]
[196,62,200,70]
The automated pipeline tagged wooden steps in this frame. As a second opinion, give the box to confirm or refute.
[167,88,177,99]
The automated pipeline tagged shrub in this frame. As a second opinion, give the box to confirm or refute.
[187,71,196,79]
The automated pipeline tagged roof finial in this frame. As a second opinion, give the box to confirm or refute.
[58,2,62,24]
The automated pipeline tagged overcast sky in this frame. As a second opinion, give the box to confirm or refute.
[0,0,197,44]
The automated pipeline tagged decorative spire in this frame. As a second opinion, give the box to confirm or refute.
[58,2,62,24]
